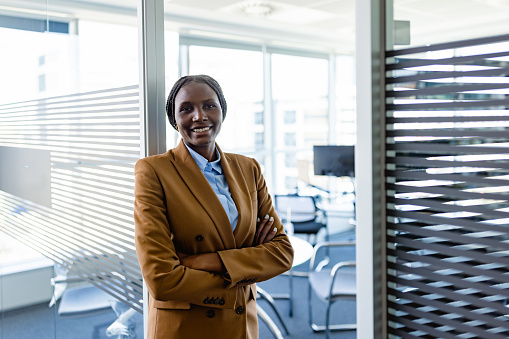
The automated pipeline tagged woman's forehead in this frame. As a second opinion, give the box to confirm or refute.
[176,82,218,101]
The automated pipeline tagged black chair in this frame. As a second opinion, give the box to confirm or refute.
[274,194,329,246]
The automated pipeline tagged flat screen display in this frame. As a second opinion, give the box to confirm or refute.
[313,145,354,177]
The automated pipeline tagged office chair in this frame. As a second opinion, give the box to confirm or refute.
[50,268,140,339]
[308,241,356,339]
[274,194,329,246]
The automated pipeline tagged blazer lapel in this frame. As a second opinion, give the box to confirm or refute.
[172,141,235,249]
[217,146,252,247]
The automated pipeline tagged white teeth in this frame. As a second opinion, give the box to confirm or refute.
[193,127,210,132]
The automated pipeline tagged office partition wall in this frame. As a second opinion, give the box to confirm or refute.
[385,33,509,339]
[0,2,143,337]
[358,1,509,337]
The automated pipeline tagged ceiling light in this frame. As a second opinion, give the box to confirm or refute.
[243,1,274,17]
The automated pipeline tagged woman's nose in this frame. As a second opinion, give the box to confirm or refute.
[192,108,208,121]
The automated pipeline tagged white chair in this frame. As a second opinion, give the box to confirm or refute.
[308,241,356,339]
[50,269,141,339]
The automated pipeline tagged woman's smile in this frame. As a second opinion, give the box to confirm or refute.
[192,126,211,132]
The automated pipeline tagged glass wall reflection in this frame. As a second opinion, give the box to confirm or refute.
[0,2,141,338]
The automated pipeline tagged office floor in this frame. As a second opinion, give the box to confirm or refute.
[1,220,356,339]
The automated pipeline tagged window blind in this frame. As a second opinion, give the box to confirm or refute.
[385,34,509,338]
[0,85,143,313]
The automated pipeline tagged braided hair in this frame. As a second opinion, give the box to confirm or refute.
[166,74,227,131]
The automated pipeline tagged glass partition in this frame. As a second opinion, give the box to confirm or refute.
[0,2,142,338]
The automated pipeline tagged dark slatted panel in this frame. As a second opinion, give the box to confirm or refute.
[385,34,509,338]
[0,85,143,313]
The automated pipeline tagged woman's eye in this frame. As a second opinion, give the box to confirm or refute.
[180,106,191,112]
[205,104,216,109]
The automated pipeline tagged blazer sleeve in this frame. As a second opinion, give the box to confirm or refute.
[134,158,238,309]
[217,158,294,288]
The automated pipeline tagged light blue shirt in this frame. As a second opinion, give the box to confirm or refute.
[185,144,239,231]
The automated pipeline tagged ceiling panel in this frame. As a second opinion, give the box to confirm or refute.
[5,0,509,52]
[166,0,239,10]
[310,0,355,15]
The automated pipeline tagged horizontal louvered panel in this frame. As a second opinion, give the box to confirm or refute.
[386,33,509,338]
[388,130,509,138]
[0,85,143,313]
[389,169,509,186]
[386,67,509,85]
[387,115,509,124]
[387,98,509,111]
[388,197,509,219]
[386,50,509,71]
[386,33,509,57]
[387,83,509,98]
[388,247,509,287]
[388,157,509,171]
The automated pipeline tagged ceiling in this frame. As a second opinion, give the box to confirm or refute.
[2,0,509,54]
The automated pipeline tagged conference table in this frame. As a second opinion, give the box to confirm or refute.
[257,235,313,339]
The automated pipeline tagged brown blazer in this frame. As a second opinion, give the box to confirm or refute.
[134,141,294,339]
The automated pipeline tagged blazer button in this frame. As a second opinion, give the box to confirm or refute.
[219,298,225,305]
[206,310,215,318]
[195,235,204,241]
[236,306,244,315]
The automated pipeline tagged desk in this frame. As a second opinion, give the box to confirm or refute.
[290,235,314,267]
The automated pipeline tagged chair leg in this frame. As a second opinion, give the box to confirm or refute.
[326,299,332,339]
[257,304,284,339]
[288,267,293,317]
[257,287,289,334]
[308,278,315,332]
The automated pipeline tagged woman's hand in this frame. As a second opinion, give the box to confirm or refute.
[177,251,226,273]
[254,214,278,245]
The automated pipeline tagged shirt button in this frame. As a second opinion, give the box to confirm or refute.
[206,310,215,318]
[236,306,244,314]
[195,235,204,241]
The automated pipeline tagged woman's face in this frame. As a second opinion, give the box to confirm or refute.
[174,82,223,160]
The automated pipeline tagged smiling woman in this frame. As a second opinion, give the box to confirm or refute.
[134,74,294,339]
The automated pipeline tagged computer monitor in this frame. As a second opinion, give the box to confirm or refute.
[313,145,355,177]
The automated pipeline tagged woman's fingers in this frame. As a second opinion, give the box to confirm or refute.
[255,214,269,244]
[256,214,276,244]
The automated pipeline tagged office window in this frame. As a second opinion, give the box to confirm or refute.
[271,53,329,194]
[284,132,296,146]
[284,153,296,167]
[186,45,264,155]
[38,74,46,92]
[255,110,264,124]
[255,132,265,149]
[284,110,296,124]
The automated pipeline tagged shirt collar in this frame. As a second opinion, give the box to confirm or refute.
[184,143,223,174]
